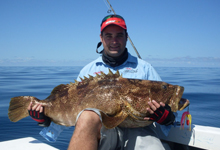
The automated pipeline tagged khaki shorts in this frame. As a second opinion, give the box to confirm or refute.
[76,109,166,150]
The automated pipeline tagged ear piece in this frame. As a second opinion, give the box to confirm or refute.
[96,42,103,54]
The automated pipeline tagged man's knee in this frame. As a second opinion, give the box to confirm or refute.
[76,110,102,135]
[69,111,102,150]
[77,110,101,124]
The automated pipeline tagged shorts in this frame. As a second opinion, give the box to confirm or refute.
[76,108,166,150]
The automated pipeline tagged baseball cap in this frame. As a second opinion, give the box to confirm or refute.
[100,14,127,32]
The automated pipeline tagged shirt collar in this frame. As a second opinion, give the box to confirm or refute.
[126,52,137,63]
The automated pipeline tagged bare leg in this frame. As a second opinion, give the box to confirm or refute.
[68,110,102,150]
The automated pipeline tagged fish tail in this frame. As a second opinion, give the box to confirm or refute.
[8,96,40,122]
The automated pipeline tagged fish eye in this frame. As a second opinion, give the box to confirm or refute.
[162,85,167,89]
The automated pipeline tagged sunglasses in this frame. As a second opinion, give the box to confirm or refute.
[101,15,125,26]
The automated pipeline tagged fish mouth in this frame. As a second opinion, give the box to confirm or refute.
[178,98,190,111]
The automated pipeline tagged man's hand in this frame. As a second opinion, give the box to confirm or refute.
[144,100,175,126]
[27,102,51,127]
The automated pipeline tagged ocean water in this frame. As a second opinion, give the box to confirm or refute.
[0,66,219,149]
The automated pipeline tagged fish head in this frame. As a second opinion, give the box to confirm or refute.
[145,81,185,112]
[117,80,185,128]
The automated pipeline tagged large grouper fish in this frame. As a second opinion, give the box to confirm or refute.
[8,69,189,128]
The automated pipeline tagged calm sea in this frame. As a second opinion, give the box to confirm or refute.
[0,66,220,149]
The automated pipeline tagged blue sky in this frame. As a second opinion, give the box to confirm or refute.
[1,0,220,67]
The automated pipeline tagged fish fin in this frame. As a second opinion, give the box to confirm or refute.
[74,80,79,85]
[108,69,114,76]
[8,96,40,122]
[88,75,94,80]
[79,77,83,82]
[49,84,69,98]
[100,71,106,78]
[100,110,128,129]
[115,70,123,78]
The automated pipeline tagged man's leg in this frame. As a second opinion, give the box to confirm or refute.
[122,125,166,150]
[98,127,123,150]
[68,110,102,150]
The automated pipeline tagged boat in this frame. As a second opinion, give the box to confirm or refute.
[1,124,219,150]
[0,137,58,150]
[157,124,220,150]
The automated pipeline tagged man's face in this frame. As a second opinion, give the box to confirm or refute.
[100,25,127,58]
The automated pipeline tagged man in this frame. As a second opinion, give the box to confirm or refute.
[28,14,175,150]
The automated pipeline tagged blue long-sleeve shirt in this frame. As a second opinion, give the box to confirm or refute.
[77,52,161,81]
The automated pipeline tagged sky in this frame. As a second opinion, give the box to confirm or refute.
[1,0,220,67]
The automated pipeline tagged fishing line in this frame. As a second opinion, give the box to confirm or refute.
[102,0,112,13]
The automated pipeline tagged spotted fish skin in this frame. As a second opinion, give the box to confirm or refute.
[8,69,189,129]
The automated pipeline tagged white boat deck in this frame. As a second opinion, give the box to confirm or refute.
[0,137,58,150]
[157,124,220,150]
[1,124,220,150]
